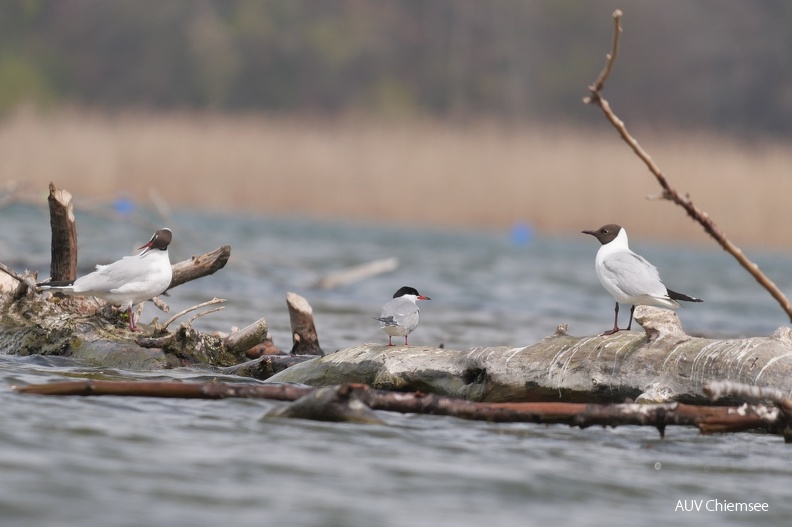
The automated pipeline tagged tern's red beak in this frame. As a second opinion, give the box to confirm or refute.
[417,295,431,301]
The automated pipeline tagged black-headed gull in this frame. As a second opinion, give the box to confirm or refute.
[583,224,701,335]
[40,228,173,331]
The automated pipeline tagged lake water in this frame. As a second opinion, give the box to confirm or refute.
[2,202,792,526]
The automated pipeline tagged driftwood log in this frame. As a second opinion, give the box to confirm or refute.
[267,307,792,405]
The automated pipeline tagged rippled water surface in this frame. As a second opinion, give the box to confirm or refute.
[2,203,792,526]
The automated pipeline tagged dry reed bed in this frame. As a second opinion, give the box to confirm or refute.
[0,108,788,248]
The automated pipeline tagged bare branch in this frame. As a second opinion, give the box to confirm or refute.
[162,297,226,330]
[186,306,224,325]
[13,380,792,440]
[0,262,25,283]
[584,11,792,322]
[586,9,623,99]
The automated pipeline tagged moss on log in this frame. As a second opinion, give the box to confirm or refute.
[267,306,792,404]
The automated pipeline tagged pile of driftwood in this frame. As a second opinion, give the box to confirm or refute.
[5,12,792,442]
[4,184,792,442]
[0,183,322,373]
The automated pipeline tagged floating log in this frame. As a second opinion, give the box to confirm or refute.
[267,306,792,404]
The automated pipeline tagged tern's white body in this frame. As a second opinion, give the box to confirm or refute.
[379,294,422,338]
[593,228,680,309]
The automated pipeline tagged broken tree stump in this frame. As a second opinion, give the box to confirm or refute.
[287,291,323,356]
[47,182,77,282]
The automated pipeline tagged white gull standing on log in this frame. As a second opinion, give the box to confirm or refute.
[582,224,702,335]
[374,286,431,346]
[39,228,173,331]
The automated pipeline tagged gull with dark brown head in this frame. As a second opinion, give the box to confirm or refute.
[39,228,173,331]
[582,224,702,335]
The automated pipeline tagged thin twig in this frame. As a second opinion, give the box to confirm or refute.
[584,10,792,322]
[186,306,224,325]
[0,262,25,283]
[588,9,622,95]
[162,297,226,330]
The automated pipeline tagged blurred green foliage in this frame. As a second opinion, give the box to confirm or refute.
[1,0,791,136]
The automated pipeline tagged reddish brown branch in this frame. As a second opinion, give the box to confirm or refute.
[14,380,791,440]
[583,10,792,322]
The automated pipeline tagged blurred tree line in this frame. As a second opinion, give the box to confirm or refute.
[1,0,791,137]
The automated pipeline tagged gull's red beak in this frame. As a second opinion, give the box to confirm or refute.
[138,240,155,256]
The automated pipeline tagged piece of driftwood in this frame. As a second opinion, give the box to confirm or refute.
[14,380,792,440]
[287,291,324,356]
[220,354,319,379]
[47,182,78,282]
[167,245,231,291]
[265,385,386,424]
[314,257,399,289]
[222,317,270,355]
[244,338,282,359]
[267,306,792,404]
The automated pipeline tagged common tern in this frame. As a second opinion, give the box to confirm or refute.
[375,286,430,346]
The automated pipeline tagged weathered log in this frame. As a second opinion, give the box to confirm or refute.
[47,182,78,282]
[168,245,231,291]
[222,317,269,355]
[287,291,323,356]
[14,380,792,440]
[267,306,792,404]
[220,354,316,379]
[265,384,385,424]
